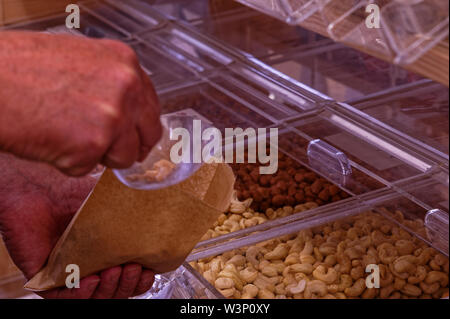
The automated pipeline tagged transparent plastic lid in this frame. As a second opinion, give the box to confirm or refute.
[145,0,247,23]
[381,0,449,64]
[277,129,385,195]
[195,8,331,59]
[159,82,276,132]
[265,44,421,102]
[142,26,234,71]
[348,80,449,158]
[128,39,197,89]
[283,107,436,190]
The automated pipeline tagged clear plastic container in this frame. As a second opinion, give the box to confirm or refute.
[235,0,449,65]
[2,0,165,39]
[214,63,327,117]
[143,0,249,24]
[193,8,331,59]
[159,81,277,131]
[282,106,437,187]
[140,25,234,72]
[381,0,449,64]
[127,38,198,89]
[188,193,449,299]
[346,80,449,159]
[264,44,422,102]
[135,263,223,299]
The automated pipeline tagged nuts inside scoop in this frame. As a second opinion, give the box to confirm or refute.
[126,159,177,183]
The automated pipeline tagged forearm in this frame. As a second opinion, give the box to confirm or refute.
[0,31,44,155]
[0,153,96,217]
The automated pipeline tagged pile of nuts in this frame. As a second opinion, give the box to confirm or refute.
[127,159,176,183]
[232,152,350,212]
[192,209,449,299]
[201,193,318,241]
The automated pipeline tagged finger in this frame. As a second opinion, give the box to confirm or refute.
[137,109,163,162]
[133,269,155,297]
[113,263,142,299]
[92,266,122,299]
[102,128,140,169]
[39,275,100,299]
[59,163,99,178]
[136,69,162,162]
[140,68,161,114]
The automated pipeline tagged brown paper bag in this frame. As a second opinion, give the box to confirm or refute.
[25,163,235,291]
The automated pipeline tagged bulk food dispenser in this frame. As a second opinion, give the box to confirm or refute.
[0,0,448,299]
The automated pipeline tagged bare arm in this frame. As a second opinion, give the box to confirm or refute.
[0,31,162,176]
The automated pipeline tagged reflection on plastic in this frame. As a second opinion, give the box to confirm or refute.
[425,209,449,255]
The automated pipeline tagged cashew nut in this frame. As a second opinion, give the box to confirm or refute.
[215,277,235,290]
[304,280,328,298]
[241,284,258,299]
[419,281,440,294]
[425,271,448,287]
[312,265,338,284]
[264,244,289,260]
[344,278,366,297]
[240,267,258,284]
[286,279,307,295]
[290,263,313,275]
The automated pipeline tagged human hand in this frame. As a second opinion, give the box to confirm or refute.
[0,154,155,298]
[0,31,162,176]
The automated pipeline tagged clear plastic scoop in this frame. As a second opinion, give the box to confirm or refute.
[113,114,207,190]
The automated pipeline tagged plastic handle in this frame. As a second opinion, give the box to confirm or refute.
[425,209,449,255]
[307,139,352,176]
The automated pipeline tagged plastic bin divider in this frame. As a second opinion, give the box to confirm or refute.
[188,198,371,262]
[190,185,448,262]
[194,195,361,251]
